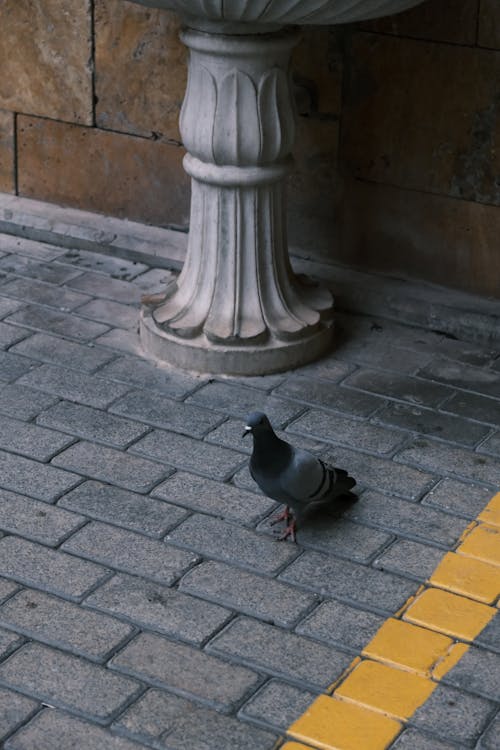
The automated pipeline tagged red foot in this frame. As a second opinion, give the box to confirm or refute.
[270,506,291,526]
[276,519,297,543]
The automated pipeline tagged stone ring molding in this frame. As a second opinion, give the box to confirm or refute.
[129,0,425,375]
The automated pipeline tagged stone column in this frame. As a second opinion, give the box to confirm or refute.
[140,25,334,374]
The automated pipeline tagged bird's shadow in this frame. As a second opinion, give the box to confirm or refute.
[269,494,359,545]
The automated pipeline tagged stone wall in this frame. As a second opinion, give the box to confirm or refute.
[0,0,499,297]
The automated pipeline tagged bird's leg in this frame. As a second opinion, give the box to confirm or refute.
[277,517,297,543]
[269,506,291,526]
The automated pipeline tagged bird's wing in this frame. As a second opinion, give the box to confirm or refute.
[279,449,332,504]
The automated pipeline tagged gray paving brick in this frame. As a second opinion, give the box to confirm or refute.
[0,350,37,382]
[60,248,147,279]
[477,430,500,458]
[0,489,84,546]
[0,589,133,662]
[98,355,204,397]
[475,612,500,655]
[397,438,500,486]
[76,298,139,330]
[110,389,222,437]
[232,371,288,390]
[132,267,175,292]
[5,304,109,341]
[479,711,500,750]
[0,383,59,421]
[287,409,404,454]
[131,430,245,480]
[0,686,38,743]
[280,550,415,614]
[0,577,18,603]
[18,363,130,408]
[0,321,29,349]
[0,236,66,261]
[66,270,143,303]
[374,539,446,581]
[11,331,116,372]
[0,277,90,311]
[187,380,302,426]
[239,678,316,732]
[59,480,188,537]
[391,728,462,750]
[343,368,454,408]
[152,471,274,524]
[0,254,82,284]
[62,521,198,585]
[410,683,496,746]
[421,478,494,519]
[114,689,277,750]
[110,631,260,711]
[232,462,266,494]
[52,441,169,492]
[373,401,491,447]
[0,449,80,502]
[345,490,466,548]
[274,376,383,417]
[321,446,436,500]
[335,339,434,375]
[0,414,74,461]
[0,536,109,601]
[207,616,352,690]
[0,627,24,660]
[419,357,500,400]
[38,400,149,448]
[442,646,500,702]
[296,599,385,653]
[5,709,145,750]
[0,642,141,723]
[179,560,316,627]
[0,296,24,319]
[443,390,500,428]
[86,573,231,645]
[94,327,142,355]
[267,516,392,564]
[166,514,297,574]
[294,357,354,382]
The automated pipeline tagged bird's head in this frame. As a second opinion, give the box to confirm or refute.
[242,411,272,438]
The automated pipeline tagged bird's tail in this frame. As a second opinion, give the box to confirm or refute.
[333,467,357,501]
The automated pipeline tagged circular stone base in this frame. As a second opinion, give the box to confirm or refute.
[140,307,334,376]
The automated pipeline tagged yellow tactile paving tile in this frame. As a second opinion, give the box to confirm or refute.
[281,743,316,750]
[333,659,436,721]
[362,618,453,676]
[288,695,402,750]
[478,491,500,527]
[432,642,469,680]
[458,523,500,567]
[403,587,496,641]
[429,551,500,603]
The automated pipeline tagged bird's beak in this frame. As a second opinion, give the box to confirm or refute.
[242,426,252,438]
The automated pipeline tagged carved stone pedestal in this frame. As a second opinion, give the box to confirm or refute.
[140,26,334,375]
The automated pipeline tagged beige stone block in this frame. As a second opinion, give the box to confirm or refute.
[336,178,500,298]
[0,110,15,193]
[478,0,500,49]
[292,27,343,116]
[0,0,93,125]
[363,0,478,45]
[342,33,500,206]
[17,116,190,226]
[95,0,187,142]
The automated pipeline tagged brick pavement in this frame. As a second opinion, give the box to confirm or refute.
[0,232,497,748]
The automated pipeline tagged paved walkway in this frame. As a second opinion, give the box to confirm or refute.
[0,231,498,749]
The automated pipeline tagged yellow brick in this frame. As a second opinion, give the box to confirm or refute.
[458,523,500,567]
[362,618,453,676]
[334,660,436,721]
[289,695,402,750]
[404,587,496,641]
[478,492,500,528]
[430,552,500,603]
[281,744,317,750]
[432,643,469,680]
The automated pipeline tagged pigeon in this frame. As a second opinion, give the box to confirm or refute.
[243,411,357,542]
